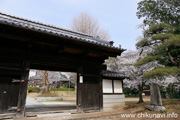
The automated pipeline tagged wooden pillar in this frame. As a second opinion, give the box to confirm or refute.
[99,65,103,110]
[99,64,107,110]
[16,59,30,118]
[76,67,83,112]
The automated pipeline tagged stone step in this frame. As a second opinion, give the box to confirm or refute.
[0,113,16,119]
[26,109,77,117]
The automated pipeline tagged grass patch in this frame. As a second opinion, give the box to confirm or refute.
[124,101,150,110]
[37,92,60,97]
[28,87,41,91]
[162,99,180,105]
[124,99,180,118]
[162,99,180,115]
[38,101,61,102]
[160,109,168,113]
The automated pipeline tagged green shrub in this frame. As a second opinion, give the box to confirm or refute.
[125,94,139,97]
[50,88,74,91]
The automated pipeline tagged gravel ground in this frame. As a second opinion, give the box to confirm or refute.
[22,97,152,120]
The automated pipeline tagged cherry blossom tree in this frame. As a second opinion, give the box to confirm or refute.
[35,71,67,93]
[106,49,164,103]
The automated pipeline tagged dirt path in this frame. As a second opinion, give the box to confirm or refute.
[25,97,76,113]
[22,97,179,120]
[23,109,129,120]
[23,97,151,120]
[26,97,45,108]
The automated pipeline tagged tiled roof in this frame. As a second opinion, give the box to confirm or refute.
[30,75,42,80]
[102,70,128,79]
[30,75,69,82]
[51,77,69,82]
[0,12,124,51]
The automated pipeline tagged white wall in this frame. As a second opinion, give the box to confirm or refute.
[103,79,124,111]
[103,79,113,93]
[114,80,123,93]
[103,94,125,111]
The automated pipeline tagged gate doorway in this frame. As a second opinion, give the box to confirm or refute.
[25,70,77,117]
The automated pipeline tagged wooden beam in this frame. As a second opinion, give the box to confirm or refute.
[30,54,101,69]
[0,69,22,76]
[30,63,76,72]
[0,25,123,58]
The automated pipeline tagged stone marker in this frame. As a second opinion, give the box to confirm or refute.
[146,83,166,112]
[150,83,162,106]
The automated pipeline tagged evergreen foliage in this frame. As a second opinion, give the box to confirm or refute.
[137,0,180,26]
[136,0,180,78]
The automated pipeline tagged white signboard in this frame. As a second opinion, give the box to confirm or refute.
[103,79,113,93]
[80,76,83,83]
[114,80,122,93]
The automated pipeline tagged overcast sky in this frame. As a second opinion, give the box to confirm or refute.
[0,0,143,50]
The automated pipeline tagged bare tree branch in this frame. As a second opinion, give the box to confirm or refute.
[70,12,110,41]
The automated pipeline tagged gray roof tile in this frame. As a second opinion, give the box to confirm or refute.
[102,70,128,79]
[0,12,124,51]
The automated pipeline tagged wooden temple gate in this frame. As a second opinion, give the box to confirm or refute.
[0,12,124,118]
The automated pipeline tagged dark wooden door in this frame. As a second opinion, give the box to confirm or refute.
[77,68,102,112]
[0,57,22,114]
[0,77,20,114]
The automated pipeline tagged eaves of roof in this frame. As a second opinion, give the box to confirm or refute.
[0,12,125,51]
[102,70,129,79]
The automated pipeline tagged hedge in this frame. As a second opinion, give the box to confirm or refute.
[28,87,74,91]
[50,88,74,91]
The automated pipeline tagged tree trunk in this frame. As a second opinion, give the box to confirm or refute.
[45,83,50,93]
[138,85,144,103]
[44,71,50,93]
